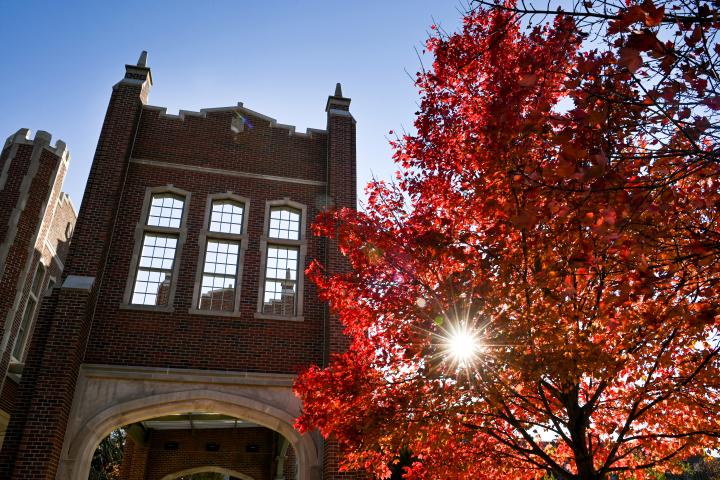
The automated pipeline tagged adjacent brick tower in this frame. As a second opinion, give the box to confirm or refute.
[0,129,76,450]
[0,52,356,480]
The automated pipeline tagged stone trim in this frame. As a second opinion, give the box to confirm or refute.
[121,185,191,311]
[189,192,250,317]
[2,128,69,159]
[0,139,20,191]
[9,262,45,362]
[143,102,327,138]
[254,312,305,322]
[57,191,77,217]
[62,275,96,291]
[80,363,296,386]
[130,158,326,187]
[44,238,65,271]
[255,198,308,322]
[327,109,356,124]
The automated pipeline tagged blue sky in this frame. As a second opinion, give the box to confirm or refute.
[0,0,465,208]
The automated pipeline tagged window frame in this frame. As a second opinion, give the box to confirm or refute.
[255,198,307,321]
[11,262,46,362]
[189,193,250,317]
[121,186,190,312]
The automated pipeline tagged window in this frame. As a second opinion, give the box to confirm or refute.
[196,199,247,312]
[262,244,299,315]
[12,263,45,361]
[268,207,300,240]
[258,202,306,319]
[209,200,244,234]
[46,277,56,296]
[129,191,187,306]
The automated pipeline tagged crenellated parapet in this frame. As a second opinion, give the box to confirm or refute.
[2,129,69,164]
[143,102,327,138]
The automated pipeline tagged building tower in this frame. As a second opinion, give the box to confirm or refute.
[0,53,358,480]
[0,128,76,449]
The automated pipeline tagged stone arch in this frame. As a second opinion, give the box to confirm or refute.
[58,389,318,480]
[159,465,256,480]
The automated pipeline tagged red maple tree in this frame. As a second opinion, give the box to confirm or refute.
[295,1,720,479]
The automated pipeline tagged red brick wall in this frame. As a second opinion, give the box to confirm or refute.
[121,436,150,480]
[84,160,327,372]
[133,108,328,183]
[122,427,275,480]
[0,378,17,415]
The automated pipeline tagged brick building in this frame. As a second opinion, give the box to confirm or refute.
[0,52,357,480]
[0,128,76,449]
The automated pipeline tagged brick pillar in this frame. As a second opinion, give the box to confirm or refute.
[0,52,152,479]
[324,83,357,361]
[120,435,149,480]
[323,85,364,479]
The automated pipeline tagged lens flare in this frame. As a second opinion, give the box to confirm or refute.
[441,321,482,368]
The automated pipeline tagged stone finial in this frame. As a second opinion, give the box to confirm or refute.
[118,50,153,103]
[137,50,148,68]
[326,82,351,113]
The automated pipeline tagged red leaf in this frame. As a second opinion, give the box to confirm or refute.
[641,0,665,26]
[702,97,720,110]
[618,47,643,73]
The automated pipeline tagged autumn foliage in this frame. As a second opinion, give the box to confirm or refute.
[294,1,720,479]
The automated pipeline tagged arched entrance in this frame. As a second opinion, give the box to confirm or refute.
[159,466,256,480]
[56,365,321,480]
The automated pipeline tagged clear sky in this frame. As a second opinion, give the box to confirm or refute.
[0,0,465,209]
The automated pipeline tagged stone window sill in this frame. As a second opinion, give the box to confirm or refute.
[119,303,175,313]
[8,361,24,376]
[253,312,304,322]
[187,308,240,318]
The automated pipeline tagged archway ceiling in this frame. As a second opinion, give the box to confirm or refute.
[140,412,260,430]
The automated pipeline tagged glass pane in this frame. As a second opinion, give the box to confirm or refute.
[268,207,301,240]
[262,279,296,316]
[265,246,299,281]
[199,274,236,311]
[31,264,45,295]
[203,240,239,276]
[139,234,178,270]
[263,244,298,316]
[209,200,244,234]
[132,270,172,305]
[147,194,185,228]
[198,239,240,311]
